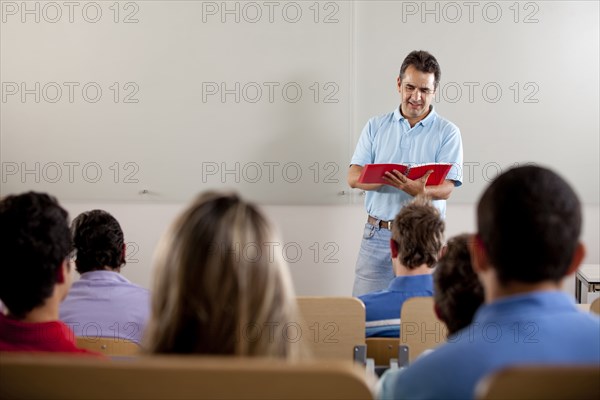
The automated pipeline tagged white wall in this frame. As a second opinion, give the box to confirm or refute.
[62,201,600,300]
[2,1,599,206]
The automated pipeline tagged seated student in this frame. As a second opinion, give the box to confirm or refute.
[0,192,98,355]
[359,196,445,337]
[379,166,600,400]
[144,192,304,359]
[60,210,150,344]
[433,234,485,336]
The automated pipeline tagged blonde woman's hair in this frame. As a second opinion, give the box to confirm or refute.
[144,192,302,359]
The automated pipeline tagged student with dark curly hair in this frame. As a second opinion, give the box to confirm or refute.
[433,234,484,336]
[0,192,98,355]
[60,210,150,344]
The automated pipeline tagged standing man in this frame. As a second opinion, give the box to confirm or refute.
[348,50,463,296]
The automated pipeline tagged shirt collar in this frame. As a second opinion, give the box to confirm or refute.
[79,270,131,284]
[387,274,433,292]
[393,106,437,127]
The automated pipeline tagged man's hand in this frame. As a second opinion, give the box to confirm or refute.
[382,169,433,197]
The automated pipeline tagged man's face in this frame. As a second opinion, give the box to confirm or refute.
[397,65,436,123]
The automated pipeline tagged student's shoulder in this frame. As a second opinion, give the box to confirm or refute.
[380,356,451,399]
[561,311,600,340]
[112,275,149,292]
[386,343,471,398]
[358,289,393,304]
[123,282,151,297]
[127,281,150,293]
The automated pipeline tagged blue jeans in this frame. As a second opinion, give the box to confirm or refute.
[352,222,394,296]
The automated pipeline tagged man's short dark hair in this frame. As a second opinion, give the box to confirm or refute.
[477,165,582,285]
[399,50,441,88]
[392,196,445,269]
[0,192,71,318]
[71,210,126,274]
[434,234,484,335]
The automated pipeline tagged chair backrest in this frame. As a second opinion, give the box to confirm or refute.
[76,336,140,357]
[0,353,374,400]
[296,297,366,361]
[590,297,600,315]
[365,337,400,366]
[576,303,591,312]
[475,365,600,400]
[399,297,446,363]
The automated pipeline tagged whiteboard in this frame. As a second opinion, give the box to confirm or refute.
[1,1,598,205]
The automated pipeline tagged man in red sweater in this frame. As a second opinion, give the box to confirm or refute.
[0,192,98,355]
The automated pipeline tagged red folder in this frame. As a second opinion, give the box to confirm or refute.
[357,163,452,186]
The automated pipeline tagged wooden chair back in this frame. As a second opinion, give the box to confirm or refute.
[296,297,366,361]
[399,296,446,364]
[365,338,400,366]
[590,297,600,315]
[0,353,374,400]
[475,365,600,400]
[75,336,140,357]
[576,303,591,312]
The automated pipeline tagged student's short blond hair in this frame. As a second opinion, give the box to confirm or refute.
[144,192,302,359]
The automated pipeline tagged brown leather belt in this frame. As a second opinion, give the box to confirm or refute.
[367,215,392,230]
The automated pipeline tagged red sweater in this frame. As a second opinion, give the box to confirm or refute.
[0,313,100,356]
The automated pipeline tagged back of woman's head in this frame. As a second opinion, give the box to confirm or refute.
[145,192,301,359]
[433,234,484,335]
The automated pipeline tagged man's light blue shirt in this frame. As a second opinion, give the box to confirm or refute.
[60,270,150,344]
[351,107,463,220]
[378,291,600,400]
[359,274,433,338]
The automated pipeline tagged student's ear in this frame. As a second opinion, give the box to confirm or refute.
[469,234,489,274]
[565,242,586,276]
[433,302,443,322]
[390,239,399,259]
[56,260,68,283]
[438,244,448,259]
[121,242,127,265]
[397,76,402,92]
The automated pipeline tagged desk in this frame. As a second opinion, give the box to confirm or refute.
[575,264,600,303]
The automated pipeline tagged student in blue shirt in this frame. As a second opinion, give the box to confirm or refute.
[348,50,463,296]
[359,196,444,337]
[379,165,600,400]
